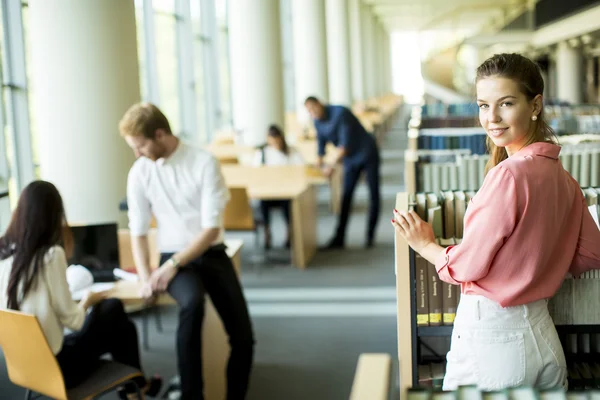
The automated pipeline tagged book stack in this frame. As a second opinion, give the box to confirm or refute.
[421,103,478,118]
[417,130,487,155]
[560,146,600,188]
[407,385,600,399]
[419,155,490,194]
[547,104,600,136]
[412,191,472,328]
[549,187,600,326]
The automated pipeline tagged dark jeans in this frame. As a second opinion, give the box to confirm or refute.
[335,150,381,244]
[259,200,290,227]
[56,298,145,389]
[162,245,254,400]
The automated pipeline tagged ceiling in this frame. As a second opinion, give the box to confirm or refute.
[364,0,533,59]
[365,0,531,33]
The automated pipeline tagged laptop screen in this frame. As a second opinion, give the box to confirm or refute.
[69,223,120,275]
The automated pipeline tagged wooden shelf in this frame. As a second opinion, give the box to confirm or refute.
[417,326,453,337]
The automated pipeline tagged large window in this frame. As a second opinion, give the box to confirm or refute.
[0,0,34,230]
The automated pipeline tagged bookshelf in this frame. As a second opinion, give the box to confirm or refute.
[395,189,600,393]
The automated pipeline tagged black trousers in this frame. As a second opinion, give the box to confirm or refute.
[56,298,145,389]
[259,200,290,227]
[335,150,381,244]
[162,245,254,400]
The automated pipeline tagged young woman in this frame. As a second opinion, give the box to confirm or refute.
[392,53,600,391]
[0,181,161,399]
[253,124,304,248]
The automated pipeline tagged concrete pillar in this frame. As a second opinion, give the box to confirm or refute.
[361,4,376,100]
[292,0,328,117]
[383,29,391,94]
[349,0,365,103]
[556,41,583,104]
[325,0,352,106]
[229,0,284,146]
[28,0,139,225]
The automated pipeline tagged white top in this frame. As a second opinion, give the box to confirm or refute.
[127,141,230,253]
[252,146,305,166]
[0,246,85,355]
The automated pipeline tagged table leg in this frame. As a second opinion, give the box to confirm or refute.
[290,186,317,269]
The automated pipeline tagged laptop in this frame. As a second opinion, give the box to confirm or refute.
[68,223,120,283]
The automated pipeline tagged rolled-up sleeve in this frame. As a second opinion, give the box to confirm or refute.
[127,165,152,237]
[435,165,518,284]
[201,156,230,229]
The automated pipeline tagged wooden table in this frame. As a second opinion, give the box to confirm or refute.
[108,238,244,400]
[221,166,317,269]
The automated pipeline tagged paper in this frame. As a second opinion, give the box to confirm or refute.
[71,282,115,301]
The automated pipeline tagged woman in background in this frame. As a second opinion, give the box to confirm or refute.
[0,181,161,399]
[253,125,304,248]
[393,53,600,391]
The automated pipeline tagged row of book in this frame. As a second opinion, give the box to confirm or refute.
[559,148,600,188]
[421,103,478,118]
[407,385,600,399]
[417,132,487,155]
[419,156,489,195]
[420,118,480,129]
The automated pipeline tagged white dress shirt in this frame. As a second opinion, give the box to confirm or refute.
[127,141,230,253]
[252,146,305,166]
[0,246,85,355]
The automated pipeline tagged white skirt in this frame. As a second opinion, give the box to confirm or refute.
[442,294,567,391]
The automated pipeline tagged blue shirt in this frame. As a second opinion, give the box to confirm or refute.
[314,105,376,164]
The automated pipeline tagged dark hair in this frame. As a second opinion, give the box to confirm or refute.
[267,125,289,155]
[304,96,320,105]
[0,181,71,310]
[476,53,556,173]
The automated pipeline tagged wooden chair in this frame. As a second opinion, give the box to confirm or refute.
[224,187,261,247]
[0,309,143,400]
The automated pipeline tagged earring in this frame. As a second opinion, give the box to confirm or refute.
[532,115,538,121]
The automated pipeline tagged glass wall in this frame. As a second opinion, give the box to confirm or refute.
[0,0,236,226]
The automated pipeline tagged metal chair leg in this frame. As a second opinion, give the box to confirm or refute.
[24,389,32,400]
[154,307,163,333]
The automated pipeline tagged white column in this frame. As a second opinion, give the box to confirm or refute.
[376,22,384,96]
[28,0,138,225]
[292,0,328,116]
[349,0,365,103]
[229,0,284,146]
[382,29,391,94]
[556,41,583,104]
[280,0,296,112]
[361,4,376,100]
[325,0,351,106]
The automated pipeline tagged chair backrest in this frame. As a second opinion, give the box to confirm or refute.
[224,188,256,231]
[0,309,68,399]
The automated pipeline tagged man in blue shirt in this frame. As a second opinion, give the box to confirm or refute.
[304,96,381,249]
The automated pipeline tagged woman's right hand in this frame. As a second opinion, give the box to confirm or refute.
[80,290,108,310]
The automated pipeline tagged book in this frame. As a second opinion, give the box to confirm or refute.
[438,238,458,325]
[416,254,430,326]
[454,191,467,239]
[442,191,456,239]
[591,151,599,187]
[416,193,428,220]
[428,260,443,326]
[580,151,591,188]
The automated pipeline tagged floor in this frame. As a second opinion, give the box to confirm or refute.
[0,106,410,399]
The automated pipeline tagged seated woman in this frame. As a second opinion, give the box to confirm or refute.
[0,181,161,399]
[253,125,304,248]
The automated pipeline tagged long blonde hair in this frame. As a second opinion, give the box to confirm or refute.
[476,54,557,174]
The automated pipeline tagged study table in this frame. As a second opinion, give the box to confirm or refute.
[220,165,317,269]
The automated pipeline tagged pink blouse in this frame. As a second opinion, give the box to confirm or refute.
[435,142,600,307]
